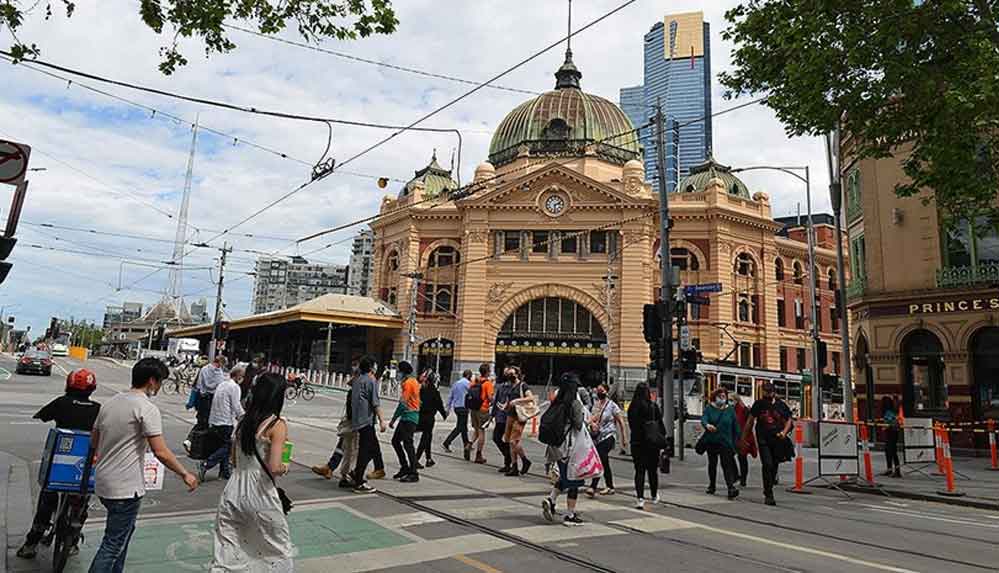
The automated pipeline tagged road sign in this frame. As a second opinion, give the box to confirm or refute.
[683,282,722,295]
[0,140,30,186]
[679,325,690,350]
[687,295,710,305]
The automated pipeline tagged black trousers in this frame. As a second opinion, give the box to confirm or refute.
[885,428,901,469]
[707,446,738,489]
[416,421,435,460]
[758,439,781,498]
[352,425,382,484]
[590,437,616,490]
[737,453,749,483]
[632,446,660,500]
[443,408,469,448]
[392,420,418,474]
[195,393,213,429]
[25,491,59,544]
[492,420,511,467]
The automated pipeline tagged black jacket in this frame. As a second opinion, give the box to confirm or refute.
[418,385,447,431]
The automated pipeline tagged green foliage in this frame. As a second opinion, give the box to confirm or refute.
[2,0,397,74]
[720,0,999,223]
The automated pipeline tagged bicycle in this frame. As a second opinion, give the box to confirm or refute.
[285,377,316,401]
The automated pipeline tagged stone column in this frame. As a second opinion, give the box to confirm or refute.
[616,223,653,391]
[454,224,492,376]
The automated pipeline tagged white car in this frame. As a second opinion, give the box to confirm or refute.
[50,343,69,357]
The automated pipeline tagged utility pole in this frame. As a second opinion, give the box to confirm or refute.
[803,167,823,421]
[603,270,617,385]
[655,101,676,457]
[208,242,231,363]
[434,334,442,375]
[826,128,853,421]
[325,321,333,372]
[402,272,423,363]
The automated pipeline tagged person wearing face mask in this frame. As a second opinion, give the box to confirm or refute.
[584,383,625,497]
[740,382,793,506]
[700,388,740,500]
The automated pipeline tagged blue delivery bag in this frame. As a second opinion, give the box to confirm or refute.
[38,428,95,493]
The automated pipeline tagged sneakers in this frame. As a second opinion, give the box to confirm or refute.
[414,462,425,470]
[463,445,472,461]
[764,496,777,506]
[520,459,532,475]
[353,483,377,494]
[653,495,662,505]
[367,469,386,480]
[197,461,208,483]
[541,497,555,522]
[400,473,420,483]
[727,488,740,500]
[182,440,192,456]
[635,498,646,510]
[425,459,436,468]
[563,514,584,527]
[338,478,355,489]
[311,465,334,480]
[16,543,38,559]
[598,488,615,496]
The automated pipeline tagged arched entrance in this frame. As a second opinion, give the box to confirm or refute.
[855,333,875,420]
[901,329,946,415]
[970,327,999,421]
[496,296,607,388]
[419,338,454,383]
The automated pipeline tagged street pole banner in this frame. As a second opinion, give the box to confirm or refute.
[818,420,859,476]
[902,417,935,464]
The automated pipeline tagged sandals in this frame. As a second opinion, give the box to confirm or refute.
[584,487,596,498]
[598,487,615,496]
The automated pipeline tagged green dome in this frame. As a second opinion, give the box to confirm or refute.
[399,153,458,199]
[676,157,752,199]
[488,51,641,167]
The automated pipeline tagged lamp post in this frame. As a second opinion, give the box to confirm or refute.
[825,128,853,421]
[731,165,823,421]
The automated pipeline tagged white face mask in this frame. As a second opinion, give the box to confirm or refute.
[714,397,727,407]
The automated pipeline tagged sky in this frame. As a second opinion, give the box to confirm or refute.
[0,0,834,337]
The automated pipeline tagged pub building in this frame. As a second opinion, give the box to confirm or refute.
[844,136,999,450]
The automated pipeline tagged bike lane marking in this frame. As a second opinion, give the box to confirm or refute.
[0,366,12,381]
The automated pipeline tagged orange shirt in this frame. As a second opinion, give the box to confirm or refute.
[480,378,494,412]
[400,377,421,413]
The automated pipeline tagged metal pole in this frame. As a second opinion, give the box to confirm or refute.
[435,334,442,375]
[403,272,422,363]
[604,269,614,385]
[655,102,676,455]
[804,168,822,421]
[826,131,853,421]
[208,243,230,363]
[325,321,333,373]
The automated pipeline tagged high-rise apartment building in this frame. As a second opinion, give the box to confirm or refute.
[348,229,374,296]
[620,11,713,187]
[252,256,349,314]
[102,302,143,330]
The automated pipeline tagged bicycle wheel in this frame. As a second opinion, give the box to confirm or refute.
[285,386,298,400]
[51,505,72,573]
[301,385,315,401]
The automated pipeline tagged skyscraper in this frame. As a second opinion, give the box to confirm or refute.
[620,11,713,188]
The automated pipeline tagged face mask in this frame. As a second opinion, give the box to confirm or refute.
[715,397,727,407]
[597,391,607,399]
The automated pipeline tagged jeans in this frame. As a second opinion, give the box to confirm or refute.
[707,446,738,490]
[352,425,382,485]
[492,419,511,467]
[632,445,660,500]
[443,408,469,448]
[203,424,234,477]
[759,440,781,499]
[391,421,418,474]
[590,437,616,490]
[89,496,142,573]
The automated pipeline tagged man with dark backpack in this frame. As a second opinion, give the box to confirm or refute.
[465,363,493,464]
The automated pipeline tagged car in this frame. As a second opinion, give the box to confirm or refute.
[16,350,53,376]
[50,343,69,357]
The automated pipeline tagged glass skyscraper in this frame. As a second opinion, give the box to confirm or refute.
[620,12,713,188]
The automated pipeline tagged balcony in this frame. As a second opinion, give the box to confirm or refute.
[846,275,867,300]
[936,263,999,289]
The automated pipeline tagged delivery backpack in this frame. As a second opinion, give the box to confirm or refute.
[538,400,570,447]
[465,384,485,411]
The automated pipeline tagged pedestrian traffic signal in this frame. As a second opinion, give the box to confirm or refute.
[643,304,660,343]
[0,236,14,285]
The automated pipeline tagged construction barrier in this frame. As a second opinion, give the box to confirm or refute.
[788,421,808,494]
[936,427,965,497]
[817,420,860,477]
[901,417,936,465]
[988,419,998,471]
[859,423,876,487]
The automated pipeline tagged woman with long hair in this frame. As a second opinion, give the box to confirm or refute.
[415,370,447,469]
[628,382,666,510]
[881,396,901,478]
[211,373,294,572]
[584,382,625,497]
[541,372,586,527]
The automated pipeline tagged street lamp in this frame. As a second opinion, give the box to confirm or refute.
[824,128,853,422]
[731,165,823,421]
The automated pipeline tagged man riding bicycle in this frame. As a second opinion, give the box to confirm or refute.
[17,369,101,559]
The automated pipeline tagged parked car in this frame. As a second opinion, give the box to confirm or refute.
[16,350,53,376]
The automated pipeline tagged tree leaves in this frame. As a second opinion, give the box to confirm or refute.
[3,0,398,75]
[720,0,999,222]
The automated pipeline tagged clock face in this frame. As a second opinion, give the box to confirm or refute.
[544,194,566,215]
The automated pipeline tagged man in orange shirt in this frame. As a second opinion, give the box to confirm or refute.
[390,361,421,482]
[466,363,494,464]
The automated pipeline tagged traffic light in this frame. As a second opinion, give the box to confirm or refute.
[679,348,701,373]
[0,236,14,285]
[219,321,230,339]
[643,303,661,343]
[817,340,828,372]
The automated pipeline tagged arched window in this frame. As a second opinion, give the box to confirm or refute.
[902,330,946,413]
[387,251,400,272]
[793,261,804,285]
[735,253,756,277]
[670,248,700,271]
[427,246,460,267]
[827,268,837,291]
[543,118,571,140]
[775,258,785,281]
[382,250,401,306]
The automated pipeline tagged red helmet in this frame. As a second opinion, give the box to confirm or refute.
[66,369,97,393]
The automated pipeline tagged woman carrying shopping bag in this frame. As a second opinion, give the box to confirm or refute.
[540,373,587,527]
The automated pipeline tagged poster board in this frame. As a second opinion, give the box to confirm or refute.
[902,417,935,464]
[818,420,859,476]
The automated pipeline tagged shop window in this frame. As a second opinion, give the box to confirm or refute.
[561,232,578,254]
[590,231,608,254]
[533,231,550,254]
[971,327,999,420]
[775,257,785,281]
[671,248,700,271]
[902,329,946,413]
[735,253,756,277]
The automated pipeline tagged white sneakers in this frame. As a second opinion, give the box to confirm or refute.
[653,495,663,505]
[635,498,646,510]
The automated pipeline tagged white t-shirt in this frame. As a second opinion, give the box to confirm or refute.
[94,391,163,499]
[209,379,245,427]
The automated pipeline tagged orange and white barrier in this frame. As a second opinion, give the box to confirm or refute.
[937,428,964,496]
[933,423,946,475]
[789,422,806,493]
[988,419,998,471]
[859,422,875,486]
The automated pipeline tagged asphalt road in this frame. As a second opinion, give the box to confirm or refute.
[1,356,996,573]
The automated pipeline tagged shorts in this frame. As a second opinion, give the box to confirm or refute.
[504,417,525,443]
[470,410,489,430]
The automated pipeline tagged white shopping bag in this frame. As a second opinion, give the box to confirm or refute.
[567,425,604,481]
[143,452,165,491]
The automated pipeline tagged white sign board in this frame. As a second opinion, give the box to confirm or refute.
[0,140,30,186]
[902,417,936,464]
[143,452,166,490]
[679,325,691,350]
[818,421,859,476]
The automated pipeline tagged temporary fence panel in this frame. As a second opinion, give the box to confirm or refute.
[902,417,936,464]
[818,420,859,476]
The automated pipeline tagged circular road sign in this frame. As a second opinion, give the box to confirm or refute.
[0,140,30,184]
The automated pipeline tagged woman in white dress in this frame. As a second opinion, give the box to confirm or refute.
[212,372,294,572]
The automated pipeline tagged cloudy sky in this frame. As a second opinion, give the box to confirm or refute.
[0,0,833,336]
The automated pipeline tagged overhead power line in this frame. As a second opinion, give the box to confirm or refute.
[223,24,539,96]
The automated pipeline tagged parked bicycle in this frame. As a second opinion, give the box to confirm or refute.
[285,376,316,401]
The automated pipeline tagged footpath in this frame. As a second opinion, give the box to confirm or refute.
[0,453,33,573]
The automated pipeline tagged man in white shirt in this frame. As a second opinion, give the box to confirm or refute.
[199,365,246,481]
[194,356,227,429]
[89,358,198,573]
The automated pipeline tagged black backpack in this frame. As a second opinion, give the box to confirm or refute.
[539,400,570,447]
[465,384,484,411]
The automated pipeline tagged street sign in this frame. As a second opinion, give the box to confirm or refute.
[687,295,710,305]
[679,325,690,350]
[684,282,722,295]
[0,140,30,186]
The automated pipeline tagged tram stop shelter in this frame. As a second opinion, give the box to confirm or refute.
[166,294,403,372]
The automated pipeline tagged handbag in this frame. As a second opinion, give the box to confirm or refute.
[249,419,293,515]
[566,424,604,481]
[643,405,667,450]
[694,432,708,455]
[512,384,539,423]
[589,400,609,439]
[659,450,671,474]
